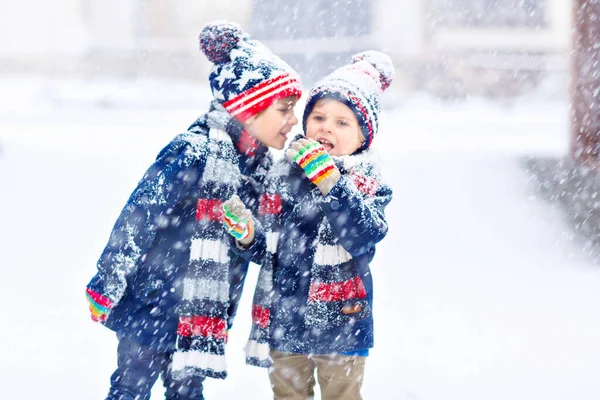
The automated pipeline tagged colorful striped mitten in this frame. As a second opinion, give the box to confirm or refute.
[286,138,341,195]
[85,288,113,323]
[222,195,255,245]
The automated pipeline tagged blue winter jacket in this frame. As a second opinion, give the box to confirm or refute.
[244,150,392,357]
[87,109,270,351]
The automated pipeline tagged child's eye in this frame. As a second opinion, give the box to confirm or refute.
[337,120,348,126]
[313,115,324,122]
[279,109,295,117]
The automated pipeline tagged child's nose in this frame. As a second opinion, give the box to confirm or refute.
[321,118,333,132]
[289,113,298,126]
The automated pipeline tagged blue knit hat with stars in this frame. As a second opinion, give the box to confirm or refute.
[199,20,302,122]
[302,51,395,151]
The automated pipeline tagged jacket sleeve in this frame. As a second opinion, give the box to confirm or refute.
[319,168,392,257]
[87,133,208,306]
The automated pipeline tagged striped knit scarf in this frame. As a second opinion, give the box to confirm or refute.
[171,102,270,379]
[245,145,381,367]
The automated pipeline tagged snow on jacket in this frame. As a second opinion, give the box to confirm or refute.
[242,141,392,366]
[86,102,271,379]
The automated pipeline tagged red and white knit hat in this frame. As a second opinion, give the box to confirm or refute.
[302,51,395,151]
[199,21,303,122]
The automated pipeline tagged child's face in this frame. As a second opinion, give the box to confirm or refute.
[244,96,299,150]
[305,99,364,156]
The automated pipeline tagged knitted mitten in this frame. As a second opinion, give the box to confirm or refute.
[286,138,341,195]
[222,195,255,245]
[85,288,113,323]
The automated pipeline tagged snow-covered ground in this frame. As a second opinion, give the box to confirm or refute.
[1,75,599,399]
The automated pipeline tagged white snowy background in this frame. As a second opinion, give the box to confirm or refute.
[2,73,600,399]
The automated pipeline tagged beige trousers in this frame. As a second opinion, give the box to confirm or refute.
[269,350,366,400]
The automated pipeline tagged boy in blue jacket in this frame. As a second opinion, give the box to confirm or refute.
[85,21,302,400]
[223,51,394,400]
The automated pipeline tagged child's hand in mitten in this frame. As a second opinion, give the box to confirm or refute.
[286,138,341,195]
[222,195,255,246]
[85,288,113,323]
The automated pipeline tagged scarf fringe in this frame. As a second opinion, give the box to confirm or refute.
[172,349,228,379]
[245,339,272,368]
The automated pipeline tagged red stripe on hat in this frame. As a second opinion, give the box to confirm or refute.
[308,277,367,302]
[346,92,374,147]
[196,199,224,221]
[86,288,113,308]
[252,305,271,329]
[177,315,227,339]
[233,86,302,122]
[224,74,302,120]
[223,73,289,110]
[258,194,282,216]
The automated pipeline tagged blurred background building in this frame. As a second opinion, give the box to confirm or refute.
[0,0,572,98]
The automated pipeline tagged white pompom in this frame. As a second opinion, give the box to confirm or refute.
[352,51,395,91]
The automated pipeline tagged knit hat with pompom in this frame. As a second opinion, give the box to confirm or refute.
[302,50,395,151]
[199,20,302,122]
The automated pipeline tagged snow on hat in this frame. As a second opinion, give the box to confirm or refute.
[199,20,302,122]
[302,50,395,151]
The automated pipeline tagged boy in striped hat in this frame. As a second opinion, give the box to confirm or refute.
[85,20,301,400]
[223,51,395,399]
